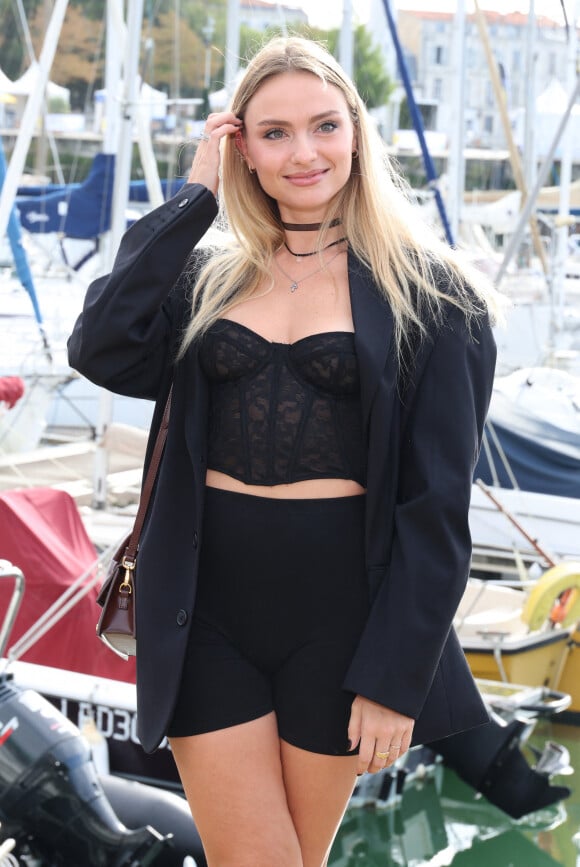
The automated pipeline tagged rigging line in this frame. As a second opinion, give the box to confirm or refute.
[475,479,558,567]
[13,0,35,65]
[60,9,107,213]
[560,0,569,37]
[7,555,106,661]
[481,429,500,488]
[13,0,66,184]
[485,419,521,491]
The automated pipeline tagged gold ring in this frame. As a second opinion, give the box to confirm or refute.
[375,750,390,760]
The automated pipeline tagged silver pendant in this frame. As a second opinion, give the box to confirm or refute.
[290,282,298,292]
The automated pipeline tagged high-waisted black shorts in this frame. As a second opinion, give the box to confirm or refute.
[167,487,369,755]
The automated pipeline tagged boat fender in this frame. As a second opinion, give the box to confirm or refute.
[521,562,580,630]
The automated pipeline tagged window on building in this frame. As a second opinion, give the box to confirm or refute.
[434,45,444,65]
[549,52,557,75]
[485,80,494,107]
[484,115,494,134]
[433,78,443,101]
[513,49,521,71]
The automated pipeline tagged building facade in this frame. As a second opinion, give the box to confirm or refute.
[396,10,570,151]
[240,0,308,33]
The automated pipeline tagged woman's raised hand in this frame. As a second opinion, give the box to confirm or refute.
[187,112,243,196]
[348,695,414,775]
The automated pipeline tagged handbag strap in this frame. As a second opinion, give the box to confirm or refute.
[122,386,173,567]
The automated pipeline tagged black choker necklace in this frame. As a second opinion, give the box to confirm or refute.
[281,218,342,232]
[284,237,347,259]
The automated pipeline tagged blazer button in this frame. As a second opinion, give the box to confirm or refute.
[193,531,199,548]
[178,197,189,208]
[176,609,188,626]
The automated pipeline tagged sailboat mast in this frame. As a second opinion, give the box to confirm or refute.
[495,76,580,287]
[225,0,240,94]
[473,0,548,276]
[380,0,455,246]
[0,0,68,241]
[93,0,145,510]
[447,0,466,240]
[339,0,354,79]
[523,0,537,190]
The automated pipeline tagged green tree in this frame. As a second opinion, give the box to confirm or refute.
[0,0,42,78]
[149,10,209,96]
[3,1,392,117]
[139,1,227,100]
[71,0,104,21]
[352,25,393,109]
[28,3,105,110]
[238,22,393,110]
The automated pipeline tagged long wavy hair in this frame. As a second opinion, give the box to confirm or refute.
[179,36,502,359]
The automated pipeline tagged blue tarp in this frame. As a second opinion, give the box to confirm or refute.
[0,137,43,326]
[126,177,186,202]
[16,152,116,238]
[16,161,185,219]
[475,393,580,499]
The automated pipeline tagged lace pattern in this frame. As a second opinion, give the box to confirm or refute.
[199,319,366,486]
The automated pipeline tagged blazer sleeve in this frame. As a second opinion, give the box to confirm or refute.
[343,300,497,719]
[67,183,218,399]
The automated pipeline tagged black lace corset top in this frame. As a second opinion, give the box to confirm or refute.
[198,319,366,487]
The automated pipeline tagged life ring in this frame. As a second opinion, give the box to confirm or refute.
[521,562,580,631]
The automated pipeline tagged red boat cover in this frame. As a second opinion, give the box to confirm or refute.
[0,377,25,408]
[0,488,135,683]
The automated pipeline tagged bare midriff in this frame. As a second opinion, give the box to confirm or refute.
[206,469,366,499]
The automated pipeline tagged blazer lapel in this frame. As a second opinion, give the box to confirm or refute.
[349,251,395,432]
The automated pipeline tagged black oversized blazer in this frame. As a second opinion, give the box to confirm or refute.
[68,184,496,754]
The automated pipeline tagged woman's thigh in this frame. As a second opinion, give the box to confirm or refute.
[170,712,302,867]
[280,740,358,867]
[169,712,358,867]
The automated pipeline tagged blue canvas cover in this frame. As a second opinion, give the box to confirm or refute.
[475,390,580,499]
[16,152,115,238]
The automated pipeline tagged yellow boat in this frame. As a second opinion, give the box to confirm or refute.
[457,562,580,718]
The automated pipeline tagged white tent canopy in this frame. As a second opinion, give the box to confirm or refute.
[535,78,580,116]
[4,62,70,104]
[0,66,13,91]
[513,78,580,161]
[94,79,168,132]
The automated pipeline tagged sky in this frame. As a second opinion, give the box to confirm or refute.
[286,1,567,30]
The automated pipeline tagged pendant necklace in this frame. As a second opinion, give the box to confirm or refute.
[276,245,346,293]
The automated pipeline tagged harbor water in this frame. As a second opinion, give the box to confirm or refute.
[330,720,580,866]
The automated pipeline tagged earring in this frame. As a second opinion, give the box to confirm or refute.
[352,149,359,159]
[248,165,256,174]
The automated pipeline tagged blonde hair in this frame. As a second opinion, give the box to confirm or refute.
[180,36,502,360]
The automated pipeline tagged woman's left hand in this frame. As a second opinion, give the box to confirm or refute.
[348,695,414,775]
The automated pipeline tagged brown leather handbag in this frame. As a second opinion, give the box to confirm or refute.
[96,389,172,658]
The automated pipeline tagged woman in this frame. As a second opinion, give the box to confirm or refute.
[69,36,500,867]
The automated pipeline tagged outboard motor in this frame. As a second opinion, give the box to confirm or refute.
[0,675,170,865]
